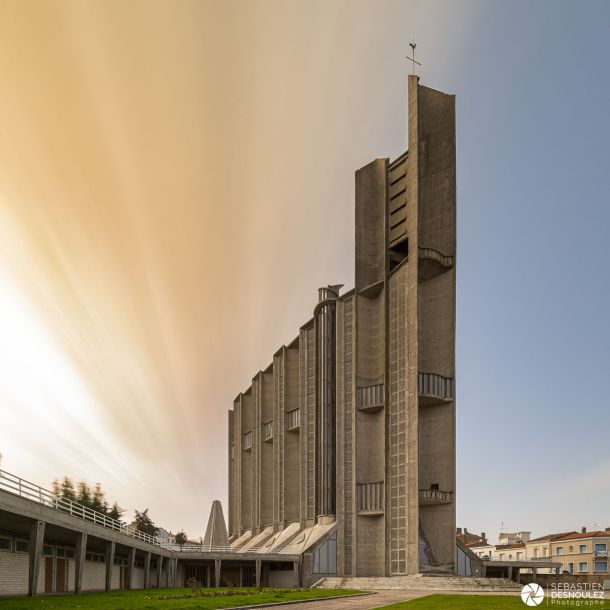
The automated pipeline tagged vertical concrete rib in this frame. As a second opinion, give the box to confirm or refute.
[105,541,115,591]
[27,520,45,596]
[74,532,87,594]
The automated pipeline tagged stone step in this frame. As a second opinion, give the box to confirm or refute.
[317,575,521,592]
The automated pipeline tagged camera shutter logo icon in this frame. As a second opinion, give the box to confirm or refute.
[521,583,544,606]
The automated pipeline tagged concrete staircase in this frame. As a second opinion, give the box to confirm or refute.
[316,575,521,592]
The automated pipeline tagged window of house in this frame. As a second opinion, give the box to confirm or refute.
[533,548,538,557]
[517,552,522,559]
[65,549,75,559]
[43,545,53,556]
[15,540,29,553]
[569,546,573,552]
[556,547,564,555]
[580,544,587,554]
[594,561,608,573]
[594,543,607,554]
[0,536,10,551]
[579,562,588,572]
[56,548,66,558]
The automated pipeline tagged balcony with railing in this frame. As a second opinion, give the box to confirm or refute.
[263,421,273,442]
[286,408,300,431]
[419,487,454,506]
[356,384,384,412]
[418,372,454,406]
[243,431,252,451]
[357,481,384,516]
[418,247,453,281]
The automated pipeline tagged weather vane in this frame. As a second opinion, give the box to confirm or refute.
[406,40,421,75]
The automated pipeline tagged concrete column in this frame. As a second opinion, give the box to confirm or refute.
[105,541,116,591]
[206,565,210,588]
[214,558,221,587]
[28,520,45,596]
[157,556,164,589]
[51,547,57,593]
[293,560,300,587]
[508,566,513,581]
[255,559,261,589]
[173,558,178,587]
[532,567,537,581]
[74,533,88,594]
[126,547,136,590]
[143,551,151,589]
[239,566,243,587]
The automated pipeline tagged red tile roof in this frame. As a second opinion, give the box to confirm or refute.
[528,531,577,543]
[496,542,526,550]
[553,531,610,542]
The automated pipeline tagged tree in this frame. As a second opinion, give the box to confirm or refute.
[60,476,76,502]
[77,481,92,507]
[91,483,108,514]
[108,502,124,521]
[175,530,188,546]
[134,508,158,536]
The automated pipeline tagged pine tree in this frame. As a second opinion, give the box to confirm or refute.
[134,508,158,536]
[91,483,108,514]
[77,481,92,508]
[60,476,76,502]
[175,530,188,546]
[108,502,124,521]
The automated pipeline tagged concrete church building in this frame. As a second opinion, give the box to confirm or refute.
[228,75,456,580]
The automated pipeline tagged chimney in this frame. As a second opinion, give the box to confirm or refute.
[581,527,587,534]
[605,527,610,533]
[456,528,463,535]
[481,532,486,542]
[464,527,468,534]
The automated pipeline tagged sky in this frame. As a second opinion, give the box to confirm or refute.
[0,0,608,542]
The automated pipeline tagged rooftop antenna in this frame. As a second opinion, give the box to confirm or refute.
[406,40,421,75]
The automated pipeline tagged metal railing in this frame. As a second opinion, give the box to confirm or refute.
[0,470,161,547]
[418,488,453,504]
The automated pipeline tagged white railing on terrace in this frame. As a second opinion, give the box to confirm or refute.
[0,470,161,547]
[166,544,265,553]
[0,470,270,555]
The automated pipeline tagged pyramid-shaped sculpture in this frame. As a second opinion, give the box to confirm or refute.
[203,500,228,549]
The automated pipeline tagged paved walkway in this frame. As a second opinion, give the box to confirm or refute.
[268,590,430,610]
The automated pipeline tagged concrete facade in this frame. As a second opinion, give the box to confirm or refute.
[228,77,457,578]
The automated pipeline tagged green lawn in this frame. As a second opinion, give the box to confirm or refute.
[0,587,364,609]
[380,594,522,610]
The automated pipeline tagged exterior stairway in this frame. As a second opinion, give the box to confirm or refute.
[316,575,521,592]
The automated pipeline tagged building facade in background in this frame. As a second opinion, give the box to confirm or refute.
[227,75,457,578]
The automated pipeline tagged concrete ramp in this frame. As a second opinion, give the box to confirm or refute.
[280,521,335,555]
[256,521,301,553]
